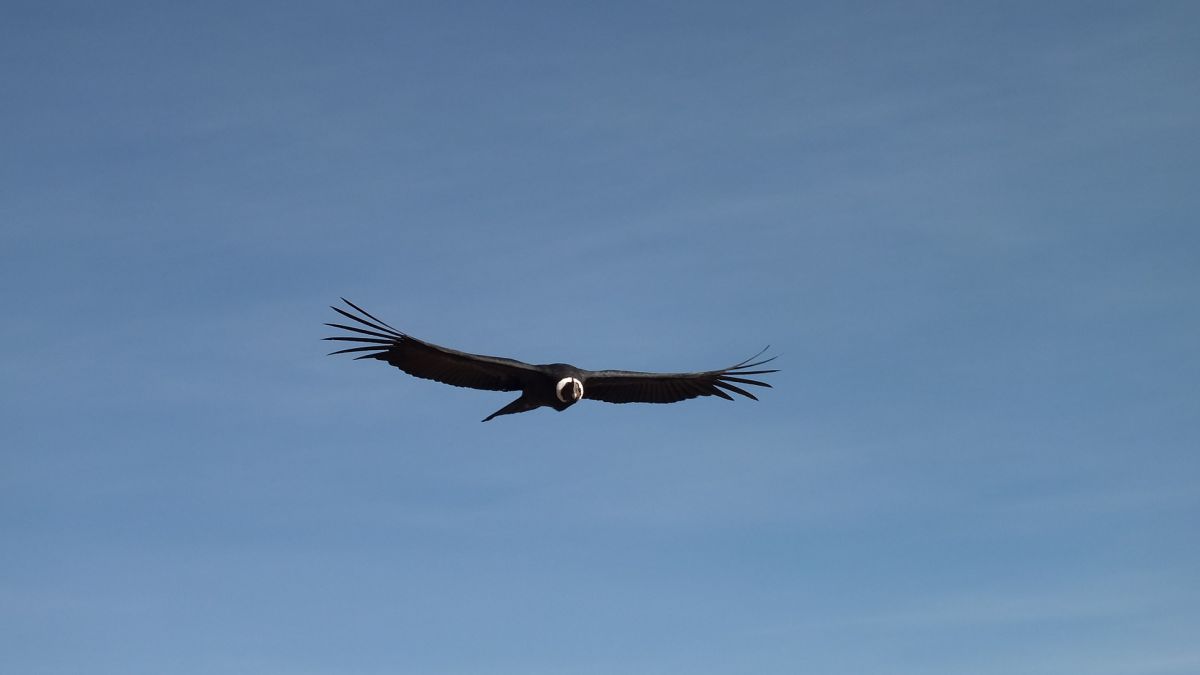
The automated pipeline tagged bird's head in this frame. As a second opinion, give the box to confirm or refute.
[555,377,584,403]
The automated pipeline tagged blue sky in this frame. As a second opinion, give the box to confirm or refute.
[2,1,1198,673]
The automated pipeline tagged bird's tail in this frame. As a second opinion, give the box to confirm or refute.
[482,395,537,422]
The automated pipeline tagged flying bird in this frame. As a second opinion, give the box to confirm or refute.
[324,299,778,421]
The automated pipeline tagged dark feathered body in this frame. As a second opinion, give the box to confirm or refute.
[474,363,587,421]
[324,299,778,421]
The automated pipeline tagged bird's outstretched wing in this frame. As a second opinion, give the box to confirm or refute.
[324,299,539,392]
[582,350,778,404]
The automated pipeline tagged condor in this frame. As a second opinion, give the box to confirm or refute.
[325,299,778,422]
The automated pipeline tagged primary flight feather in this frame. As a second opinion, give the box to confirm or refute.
[324,298,778,421]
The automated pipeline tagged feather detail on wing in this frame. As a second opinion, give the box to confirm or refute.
[582,349,778,404]
[324,298,537,392]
